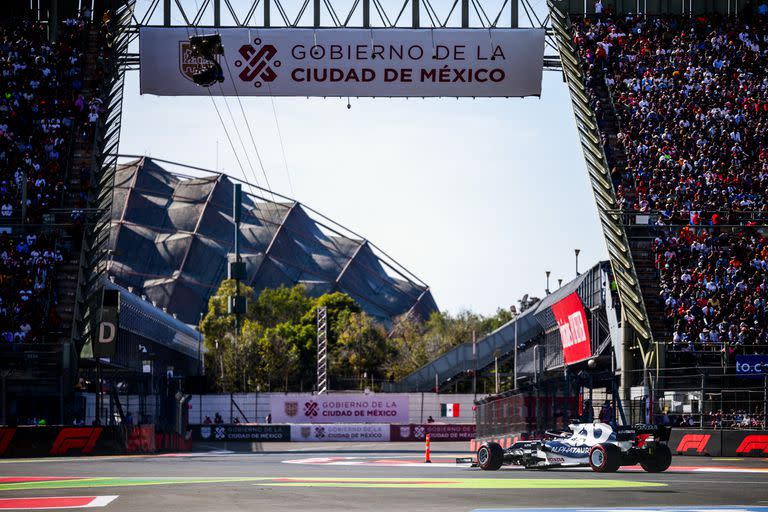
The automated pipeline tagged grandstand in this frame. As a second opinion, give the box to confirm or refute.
[555,0,768,374]
[107,156,438,326]
[404,0,768,432]
[0,1,206,426]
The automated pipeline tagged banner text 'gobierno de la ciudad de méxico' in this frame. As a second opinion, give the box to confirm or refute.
[139,28,544,97]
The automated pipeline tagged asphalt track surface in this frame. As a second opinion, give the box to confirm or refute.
[1,442,767,511]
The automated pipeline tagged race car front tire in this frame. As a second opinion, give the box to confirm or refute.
[640,444,672,473]
[477,442,504,471]
[588,443,621,473]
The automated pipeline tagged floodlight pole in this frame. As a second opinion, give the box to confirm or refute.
[513,306,519,390]
[233,184,241,345]
[228,184,246,390]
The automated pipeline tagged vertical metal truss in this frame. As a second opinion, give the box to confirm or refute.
[74,1,135,354]
[317,305,329,394]
[547,0,655,372]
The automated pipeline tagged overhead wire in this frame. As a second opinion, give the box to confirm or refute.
[185,0,284,237]
[219,48,286,238]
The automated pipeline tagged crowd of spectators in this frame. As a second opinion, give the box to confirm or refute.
[0,231,63,343]
[0,16,93,346]
[572,11,768,357]
[654,227,767,355]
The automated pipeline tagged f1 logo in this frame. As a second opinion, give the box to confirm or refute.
[235,38,280,88]
[676,433,711,454]
[736,435,768,455]
[50,428,103,455]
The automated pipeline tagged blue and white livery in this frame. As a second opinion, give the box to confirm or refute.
[471,423,672,473]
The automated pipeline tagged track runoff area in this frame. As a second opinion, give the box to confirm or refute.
[0,442,766,512]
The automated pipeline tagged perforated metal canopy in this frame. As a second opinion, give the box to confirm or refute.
[107,157,438,326]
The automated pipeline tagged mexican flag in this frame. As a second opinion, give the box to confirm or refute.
[440,403,460,417]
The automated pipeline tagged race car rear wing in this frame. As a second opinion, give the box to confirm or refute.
[616,424,671,442]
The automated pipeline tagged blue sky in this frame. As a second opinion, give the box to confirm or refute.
[119,1,607,316]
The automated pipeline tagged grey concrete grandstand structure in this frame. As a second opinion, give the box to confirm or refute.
[392,262,619,389]
[547,0,768,430]
[107,157,438,326]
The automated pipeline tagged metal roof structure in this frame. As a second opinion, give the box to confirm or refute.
[107,156,438,325]
[391,261,613,391]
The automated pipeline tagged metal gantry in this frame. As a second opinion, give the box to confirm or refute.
[119,0,561,71]
[317,305,329,394]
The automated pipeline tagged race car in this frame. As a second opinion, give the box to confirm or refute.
[469,422,672,473]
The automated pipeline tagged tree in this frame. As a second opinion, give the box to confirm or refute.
[256,322,304,391]
[200,279,255,391]
[256,284,313,327]
[332,311,391,386]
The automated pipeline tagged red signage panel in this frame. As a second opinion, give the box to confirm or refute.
[551,292,591,365]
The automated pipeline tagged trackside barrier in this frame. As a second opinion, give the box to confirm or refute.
[470,429,768,457]
[0,425,183,457]
[190,423,475,443]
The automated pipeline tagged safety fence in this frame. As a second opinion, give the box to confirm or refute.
[626,387,767,430]
[475,394,579,438]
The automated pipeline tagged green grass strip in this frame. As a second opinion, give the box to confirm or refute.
[255,477,666,489]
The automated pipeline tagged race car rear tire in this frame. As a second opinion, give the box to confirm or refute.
[588,443,621,473]
[477,442,504,471]
[640,444,672,473]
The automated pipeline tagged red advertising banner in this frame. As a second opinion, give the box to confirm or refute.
[551,292,591,365]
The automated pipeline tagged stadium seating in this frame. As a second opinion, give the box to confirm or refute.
[0,17,92,345]
[572,13,768,358]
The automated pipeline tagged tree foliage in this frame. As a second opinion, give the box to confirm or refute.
[200,280,514,392]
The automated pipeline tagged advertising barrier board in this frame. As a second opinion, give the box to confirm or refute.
[140,28,545,97]
[390,424,476,442]
[668,429,721,456]
[270,393,409,424]
[290,423,390,442]
[723,431,768,457]
[735,355,768,378]
[0,426,126,458]
[193,425,290,442]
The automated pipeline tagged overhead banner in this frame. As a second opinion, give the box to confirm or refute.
[270,394,408,423]
[551,292,591,365]
[139,28,545,97]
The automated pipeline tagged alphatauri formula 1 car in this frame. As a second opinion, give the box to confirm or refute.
[469,423,672,473]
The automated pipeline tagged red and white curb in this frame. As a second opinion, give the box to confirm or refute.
[0,495,118,510]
